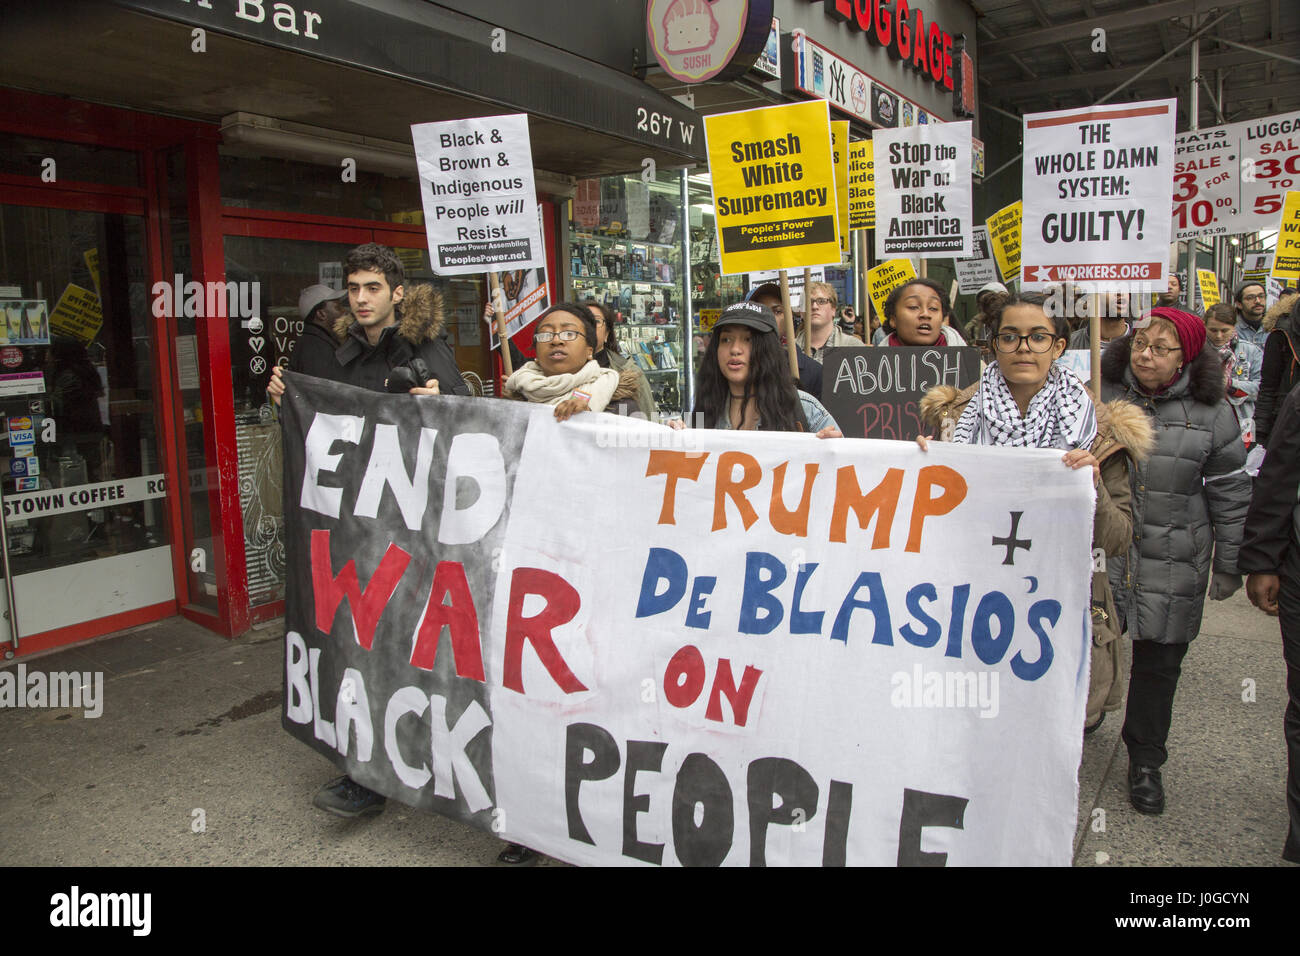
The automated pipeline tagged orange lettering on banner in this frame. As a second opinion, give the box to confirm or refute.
[769,461,820,537]
[713,452,763,531]
[646,450,710,525]
[830,466,904,546]
[905,465,967,552]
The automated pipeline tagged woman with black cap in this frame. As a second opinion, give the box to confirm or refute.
[1100,307,1251,815]
[686,300,840,435]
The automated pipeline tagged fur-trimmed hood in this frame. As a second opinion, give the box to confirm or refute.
[1262,295,1296,333]
[610,366,643,402]
[1100,333,1226,405]
[919,379,1153,462]
[331,282,447,344]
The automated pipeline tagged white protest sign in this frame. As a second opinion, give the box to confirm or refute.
[411,114,544,275]
[1021,99,1175,291]
[1173,109,1300,239]
[748,266,825,307]
[954,226,997,293]
[874,120,972,259]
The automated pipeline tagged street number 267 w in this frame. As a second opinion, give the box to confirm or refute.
[636,108,674,139]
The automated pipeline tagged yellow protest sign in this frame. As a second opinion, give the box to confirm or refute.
[49,283,103,344]
[698,309,722,333]
[704,100,840,274]
[986,201,1022,284]
[1196,268,1220,307]
[1271,191,1300,284]
[866,259,918,319]
[832,120,850,257]
[849,140,874,231]
[84,248,100,295]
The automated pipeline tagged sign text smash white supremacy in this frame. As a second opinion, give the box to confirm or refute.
[281,377,1093,866]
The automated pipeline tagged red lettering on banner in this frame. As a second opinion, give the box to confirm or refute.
[408,561,485,680]
[704,659,764,727]
[311,529,411,650]
[663,644,707,708]
[713,451,762,531]
[905,465,967,553]
[503,567,588,694]
[646,449,710,525]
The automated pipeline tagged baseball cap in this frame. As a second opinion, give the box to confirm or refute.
[299,284,346,321]
[977,281,1008,297]
[747,282,782,303]
[714,300,778,336]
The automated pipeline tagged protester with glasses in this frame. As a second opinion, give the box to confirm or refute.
[1099,307,1250,815]
[1234,281,1270,350]
[502,303,642,422]
[918,292,1152,738]
[794,281,863,362]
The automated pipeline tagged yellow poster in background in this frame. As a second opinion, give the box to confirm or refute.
[1271,191,1300,284]
[704,100,840,275]
[831,120,850,257]
[986,200,1022,284]
[849,139,874,231]
[83,248,100,295]
[1197,268,1221,307]
[698,309,722,333]
[866,258,918,319]
[49,283,103,344]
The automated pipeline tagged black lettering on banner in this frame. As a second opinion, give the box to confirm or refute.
[671,752,734,867]
[746,757,819,867]
[822,779,854,867]
[565,722,620,845]
[622,740,668,865]
[897,787,969,866]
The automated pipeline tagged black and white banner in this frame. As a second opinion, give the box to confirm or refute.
[281,373,1094,866]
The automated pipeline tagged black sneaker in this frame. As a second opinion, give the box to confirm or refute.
[312,775,386,818]
[497,843,539,865]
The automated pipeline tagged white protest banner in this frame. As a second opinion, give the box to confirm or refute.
[1173,109,1300,239]
[748,266,825,307]
[875,120,973,259]
[280,373,1094,866]
[1021,99,1175,291]
[954,226,997,293]
[411,114,544,274]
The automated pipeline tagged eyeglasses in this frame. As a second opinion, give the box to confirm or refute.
[993,331,1057,353]
[533,330,584,343]
[1132,336,1181,358]
[809,297,833,307]
[1241,293,1266,302]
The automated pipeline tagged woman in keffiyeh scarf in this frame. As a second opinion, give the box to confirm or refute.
[918,291,1154,743]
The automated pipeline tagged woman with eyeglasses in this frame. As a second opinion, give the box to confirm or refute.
[502,302,642,422]
[1098,307,1250,816]
[918,292,1152,740]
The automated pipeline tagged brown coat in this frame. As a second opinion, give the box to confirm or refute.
[920,384,1155,722]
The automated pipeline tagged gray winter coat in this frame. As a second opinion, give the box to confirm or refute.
[1100,335,1250,644]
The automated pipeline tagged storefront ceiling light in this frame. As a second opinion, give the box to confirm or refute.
[220,112,417,178]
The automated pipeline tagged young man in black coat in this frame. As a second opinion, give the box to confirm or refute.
[1241,384,1300,863]
[268,243,468,819]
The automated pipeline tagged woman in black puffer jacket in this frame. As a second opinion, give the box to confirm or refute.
[1100,307,1250,816]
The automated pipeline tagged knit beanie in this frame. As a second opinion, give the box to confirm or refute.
[1147,306,1206,363]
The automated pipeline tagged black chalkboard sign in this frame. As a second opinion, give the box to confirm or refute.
[821,346,981,440]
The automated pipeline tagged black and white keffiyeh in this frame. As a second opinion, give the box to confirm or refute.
[952,362,1098,450]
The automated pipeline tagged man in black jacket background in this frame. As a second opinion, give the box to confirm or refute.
[1241,384,1300,863]
[268,242,468,818]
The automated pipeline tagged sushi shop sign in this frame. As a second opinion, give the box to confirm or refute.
[647,0,775,82]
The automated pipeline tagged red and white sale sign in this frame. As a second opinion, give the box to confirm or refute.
[1173,109,1300,239]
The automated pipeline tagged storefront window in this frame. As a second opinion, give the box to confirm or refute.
[219,152,421,223]
[0,136,140,189]
[569,169,689,417]
[686,173,745,374]
[0,202,171,631]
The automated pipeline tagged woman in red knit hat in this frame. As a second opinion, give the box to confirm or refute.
[1099,307,1250,816]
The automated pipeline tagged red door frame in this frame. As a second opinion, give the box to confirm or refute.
[0,88,241,646]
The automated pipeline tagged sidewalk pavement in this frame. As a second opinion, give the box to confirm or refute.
[1,589,1293,866]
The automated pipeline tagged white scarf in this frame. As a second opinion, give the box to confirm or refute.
[505,359,619,411]
[953,362,1098,450]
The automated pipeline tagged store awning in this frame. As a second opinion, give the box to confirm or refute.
[3,0,706,178]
